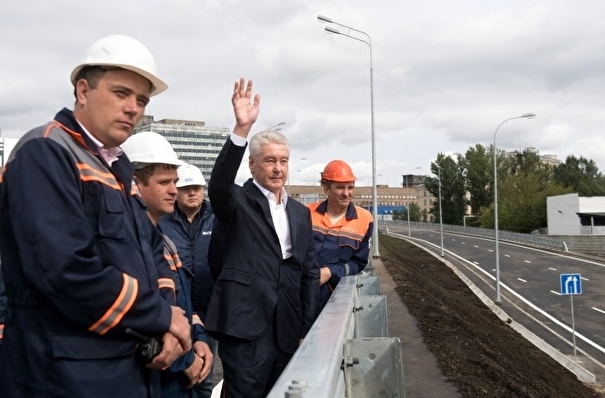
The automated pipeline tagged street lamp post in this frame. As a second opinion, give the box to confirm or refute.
[435,163,444,257]
[404,167,421,237]
[493,113,536,304]
[317,15,380,258]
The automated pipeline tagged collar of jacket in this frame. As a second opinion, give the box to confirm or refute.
[315,200,358,220]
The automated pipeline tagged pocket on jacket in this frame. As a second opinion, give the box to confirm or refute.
[83,185,128,241]
[51,332,136,359]
[217,268,253,286]
[49,332,144,397]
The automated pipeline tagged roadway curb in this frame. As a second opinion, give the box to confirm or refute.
[393,233,597,384]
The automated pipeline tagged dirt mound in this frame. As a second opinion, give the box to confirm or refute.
[380,234,604,398]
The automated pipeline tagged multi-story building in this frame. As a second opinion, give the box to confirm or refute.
[402,174,436,219]
[287,173,436,221]
[289,183,420,221]
[134,115,229,181]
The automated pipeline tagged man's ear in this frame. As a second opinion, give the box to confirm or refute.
[249,156,255,176]
[75,79,90,104]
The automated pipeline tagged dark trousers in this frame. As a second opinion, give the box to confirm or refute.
[218,321,292,398]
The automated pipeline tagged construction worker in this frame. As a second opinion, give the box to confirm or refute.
[308,160,374,309]
[158,163,217,398]
[0,35,191,397]
[122,132,214,397]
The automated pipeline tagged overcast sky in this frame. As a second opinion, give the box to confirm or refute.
[2,1,605,187]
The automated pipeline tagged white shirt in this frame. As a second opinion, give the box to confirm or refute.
[253,181,293,260]
[77,122,123,166]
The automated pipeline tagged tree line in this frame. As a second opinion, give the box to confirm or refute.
[395,145,605,234]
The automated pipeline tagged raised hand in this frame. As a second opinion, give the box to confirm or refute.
[232,77,260,139]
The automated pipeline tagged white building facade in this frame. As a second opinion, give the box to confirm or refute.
[547,193,605,235]
[134,115,229,182]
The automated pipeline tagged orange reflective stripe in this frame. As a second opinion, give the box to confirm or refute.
[77,163,122,191]
[309,203,373,243]
[158,277,175,291]
[89,274,138,335]
[43,121,60,138]
[0,323,3,339]
[312,225,366,242]
[163,252,182,271]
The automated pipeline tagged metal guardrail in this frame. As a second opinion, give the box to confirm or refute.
[267,272,404,398]
[381,220,568,252]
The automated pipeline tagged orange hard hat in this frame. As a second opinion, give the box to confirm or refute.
[321,160,356,182]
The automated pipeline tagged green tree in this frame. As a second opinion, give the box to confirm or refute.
[553,155,605,196]
[400,202,422,222]
[425,153,466,225]
[461,144,493,214]
[497,172,570,233]
[478,148,569,232]
[392,209,404,220]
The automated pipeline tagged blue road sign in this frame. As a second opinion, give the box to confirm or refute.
[560,273,582,295]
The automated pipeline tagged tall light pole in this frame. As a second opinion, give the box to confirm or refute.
[317,15,380,258]
[404,167,421,237]
[435,163,444,257]
[493,113,536,304]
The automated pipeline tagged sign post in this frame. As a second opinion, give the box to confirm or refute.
[560,273,582,359]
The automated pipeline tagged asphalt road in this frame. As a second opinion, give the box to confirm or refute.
[387,226,605,382]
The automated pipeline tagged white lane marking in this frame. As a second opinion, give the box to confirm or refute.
[518,278,527,283]
[550,290,561,296]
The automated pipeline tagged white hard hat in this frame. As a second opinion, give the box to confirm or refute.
[71,35,168,96]
[121,131,183,167]
[176,164,206,187]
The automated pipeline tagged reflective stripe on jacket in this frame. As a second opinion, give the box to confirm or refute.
[308,200,373,308]
[0,108,172,398]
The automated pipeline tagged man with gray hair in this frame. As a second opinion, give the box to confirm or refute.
[205,78,320,398]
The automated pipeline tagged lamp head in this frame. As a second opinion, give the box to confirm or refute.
[325,26,340,35]
[317,15,333,23]
[521,113,536,119]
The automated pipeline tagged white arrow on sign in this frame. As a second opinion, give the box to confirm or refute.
[565,275,579,294]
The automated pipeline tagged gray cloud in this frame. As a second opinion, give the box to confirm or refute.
[2,0,605,187]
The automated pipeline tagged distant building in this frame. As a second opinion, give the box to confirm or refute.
[402,174,435,218]
[289,173,443,222]
[547,193,605,235]
[289,183,420,222]
[134,115,229,182]
[505,147,561,167]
